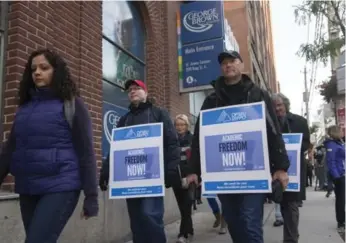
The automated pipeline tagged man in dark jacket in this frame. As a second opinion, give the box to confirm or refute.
[190,51,290,243]
[99,80,197,243]
[272,93,311,243]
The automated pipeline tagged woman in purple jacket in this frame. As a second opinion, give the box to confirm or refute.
[0,49,98,242]
[325,125,345,230]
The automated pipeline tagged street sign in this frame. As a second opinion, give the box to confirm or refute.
[180,0,224,45]
[181,38,224,92]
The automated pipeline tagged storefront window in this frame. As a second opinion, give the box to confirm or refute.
[102,1,146,159]
[102,1,145,62]
[102,39,145,89]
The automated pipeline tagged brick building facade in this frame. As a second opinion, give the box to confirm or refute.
[0,1,190,191]
[224,0,278,92]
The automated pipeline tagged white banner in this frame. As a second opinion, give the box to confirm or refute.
[282,133,303,192]
[109,123,165,199]
[199,102,272,194]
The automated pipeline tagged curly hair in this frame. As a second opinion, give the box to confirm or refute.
[18,49,79,106]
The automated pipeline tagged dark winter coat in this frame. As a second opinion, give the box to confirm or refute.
[190,74,290,180]
[100,101,181,188]
[324,139,345,180]
[178,131,193,178]
[281,112,310,202]
[0,88,98,216]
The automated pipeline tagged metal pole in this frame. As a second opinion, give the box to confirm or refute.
[304,66,310,125]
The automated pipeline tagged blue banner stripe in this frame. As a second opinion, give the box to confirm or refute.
[282,134,302,144]
[204,180,269,191]
[180,1,224,45]
[113,124,162,141]
[287,183,299,190]
[111,185,163,197]
[202,104,263,126]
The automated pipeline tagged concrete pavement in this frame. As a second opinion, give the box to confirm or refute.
[263,187,344,243]
[126,188,343,243]
[160,202,274,243]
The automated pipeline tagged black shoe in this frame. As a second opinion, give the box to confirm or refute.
[338,222,345,229]
[273,220,284,227]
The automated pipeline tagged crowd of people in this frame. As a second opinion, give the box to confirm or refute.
[0,48,344,243]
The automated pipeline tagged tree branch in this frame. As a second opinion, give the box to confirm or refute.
[330,0,346,37]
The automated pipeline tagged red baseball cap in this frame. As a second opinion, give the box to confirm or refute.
[125,79,147,91]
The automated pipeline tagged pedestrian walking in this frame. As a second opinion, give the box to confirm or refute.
[324,125,345,230]
[314,146,326,191]
[99,80,198,243]
[272,93,311,243]
[0,49,98,243]
[189,51,290,243]
[306,146,314,187]
[306,160,313,187]
[173,114,194,243]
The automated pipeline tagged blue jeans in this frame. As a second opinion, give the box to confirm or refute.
[127,197,166,243]
[218,193,266,243]
[275,203,283,221]
[20,191,80,243]
[207,198,220,214]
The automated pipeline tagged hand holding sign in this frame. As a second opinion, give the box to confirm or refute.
[186,174,198,185]
[273,170,289,189]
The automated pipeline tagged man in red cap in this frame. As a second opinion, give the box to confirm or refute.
[99,79,198,243]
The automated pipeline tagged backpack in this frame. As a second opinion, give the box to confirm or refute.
[63,97,75,129]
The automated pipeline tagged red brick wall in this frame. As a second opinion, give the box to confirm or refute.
[223,2,252,74]
[162,1,190,117]
[1,1,189,191]
[142,1,189,117]
[224,1,278,92]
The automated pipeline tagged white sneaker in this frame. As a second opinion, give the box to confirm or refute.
[219,227,227,234]
[177,236,189,243]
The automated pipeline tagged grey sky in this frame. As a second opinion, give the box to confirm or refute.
[270,0,330,120]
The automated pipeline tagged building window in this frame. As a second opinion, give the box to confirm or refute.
[102,1,146,88]
[101,1,146,159]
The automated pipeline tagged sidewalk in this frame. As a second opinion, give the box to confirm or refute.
[126,188,343,243]
[263,188,344,243]
[126,200,274,243]
[162,202,274,243]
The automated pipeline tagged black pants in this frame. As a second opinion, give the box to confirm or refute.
[306,170,313,186]
[333,176,345,224]
[281,201,299,243]
[173,187,193,237]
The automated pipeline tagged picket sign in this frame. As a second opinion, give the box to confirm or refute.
[199,102,272,194]
[109,123,165,199]
[282,133,303,192]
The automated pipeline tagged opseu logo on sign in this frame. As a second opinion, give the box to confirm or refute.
[183,8,219,33]
[125,128,149,139]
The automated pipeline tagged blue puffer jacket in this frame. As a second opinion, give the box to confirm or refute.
[324,139,345,180]
[10,88,81,194]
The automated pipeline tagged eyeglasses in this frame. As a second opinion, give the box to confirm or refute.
[128,86,142,92]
